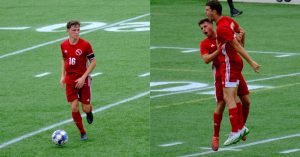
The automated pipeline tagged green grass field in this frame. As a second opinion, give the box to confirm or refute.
[151,1,300,157]
[0,0,149,157]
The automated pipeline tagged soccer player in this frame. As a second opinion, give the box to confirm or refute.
[205,0,260,146]
[60,20,96,140]
[199,18,251,151]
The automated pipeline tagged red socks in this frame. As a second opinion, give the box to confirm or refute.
[236,102,244,130]
[229,107,239,132]
[72,111,85,134]
[213,112,223,137]
[242,106,249,124]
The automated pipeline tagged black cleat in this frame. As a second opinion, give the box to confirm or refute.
[86,112,93,124]
[231,8,243,17]
[81,132,87,140]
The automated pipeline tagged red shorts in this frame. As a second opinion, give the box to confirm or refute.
[215,74,249,102]
[65,77,92,104]
[220,61,243,88]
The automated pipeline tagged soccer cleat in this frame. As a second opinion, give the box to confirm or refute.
[240,126,250,141]
[211,136,219,151]
[86,112,93,124]
[231,9,243,17]
[223,132,241,146]
[81,133,87,140]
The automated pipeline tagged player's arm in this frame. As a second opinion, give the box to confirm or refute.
[60,59,66,88]
[75,58,96,89]
[229,39,260,73]
[201,47,221,64]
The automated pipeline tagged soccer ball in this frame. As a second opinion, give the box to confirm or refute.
[52,130,68,145]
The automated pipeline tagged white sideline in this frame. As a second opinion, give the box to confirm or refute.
[151,72,300,99]
[0,91,149,149]
[139,72,150,77]
[90,72,103,77]
[179,133,300,157]
[0,13,150,59]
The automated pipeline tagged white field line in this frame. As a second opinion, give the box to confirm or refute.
[150,72,300,99]
[0,91,149,149]
[159,142,184,147]
[179,133,300,157]
[34,72,51,77]
[150,46,300,57]
[0,27,30,30]
[139,72,150,77]
[280,148,300,154]
[200,147,241,151]
[0,13,150,59]
[90,72,103,77]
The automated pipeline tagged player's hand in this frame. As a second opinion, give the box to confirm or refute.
[250,61,260,73]
[60,76,66,88]
[75,77,85,89]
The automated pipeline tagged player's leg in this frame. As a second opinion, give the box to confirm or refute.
[238,75,250,124]
[211,76,225,151]
[66,84,86,140]
[79,78,93,124]
[227,0,243,17]
[70,99,86,139]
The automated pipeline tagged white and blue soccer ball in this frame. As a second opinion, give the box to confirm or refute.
[52,130,68,145]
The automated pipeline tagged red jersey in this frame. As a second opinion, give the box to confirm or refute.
[216,16,243,66]
[200,37,221,77]
[60,38,95,84]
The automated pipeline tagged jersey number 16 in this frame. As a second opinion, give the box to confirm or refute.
[69,58,76,65]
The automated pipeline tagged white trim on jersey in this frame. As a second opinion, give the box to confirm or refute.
[221,44,231,84]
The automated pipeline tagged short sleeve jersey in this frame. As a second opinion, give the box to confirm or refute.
[60,38,95,84]
[200,37,221,77]
[216,16,242,64]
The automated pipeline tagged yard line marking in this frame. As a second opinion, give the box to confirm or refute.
[0,27,30,30]
[90,72,103,77]
[159,142,183,147]
[0,91,149,149]
[0,13,150,59]
[200,147,241,151]
[139,72,150,77]
[151,72,300,99]
[150,46,300,56]
[280,148,300,154]
[34,72,51,77]
[179,133,300,157]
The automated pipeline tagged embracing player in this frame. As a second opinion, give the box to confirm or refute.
[204,0,260,146]
[199,18,251,151]
[60,20,96,140]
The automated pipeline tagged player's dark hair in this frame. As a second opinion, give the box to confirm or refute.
[66,20,80,29]
[198,18,213,26]
[206,0,222,15]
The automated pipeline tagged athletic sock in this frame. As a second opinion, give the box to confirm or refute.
[72,111,85,134]
[229,107,239,132]
[242,105,250,124]
[236,102,245,129]
[227,0,235,11]
[213,112,223,137]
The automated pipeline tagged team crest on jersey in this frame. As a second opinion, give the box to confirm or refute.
[75,49,82,56]
[64,50,68,54]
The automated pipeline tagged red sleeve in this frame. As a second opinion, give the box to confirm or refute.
[200,41,209,56]
[60,44,66,59]
[232,20,240,33]
[85,42,95,61]
[218,26,235,42]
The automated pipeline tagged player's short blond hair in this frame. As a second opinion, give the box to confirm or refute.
[66,20,80,29]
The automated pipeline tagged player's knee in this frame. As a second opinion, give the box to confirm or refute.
[82,104,91,113]
[241,95,251,108]
[71,106,79,112]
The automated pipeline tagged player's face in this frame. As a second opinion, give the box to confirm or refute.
[200,22,214,37]
[67,25,80,39]
[205,6,214,21]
